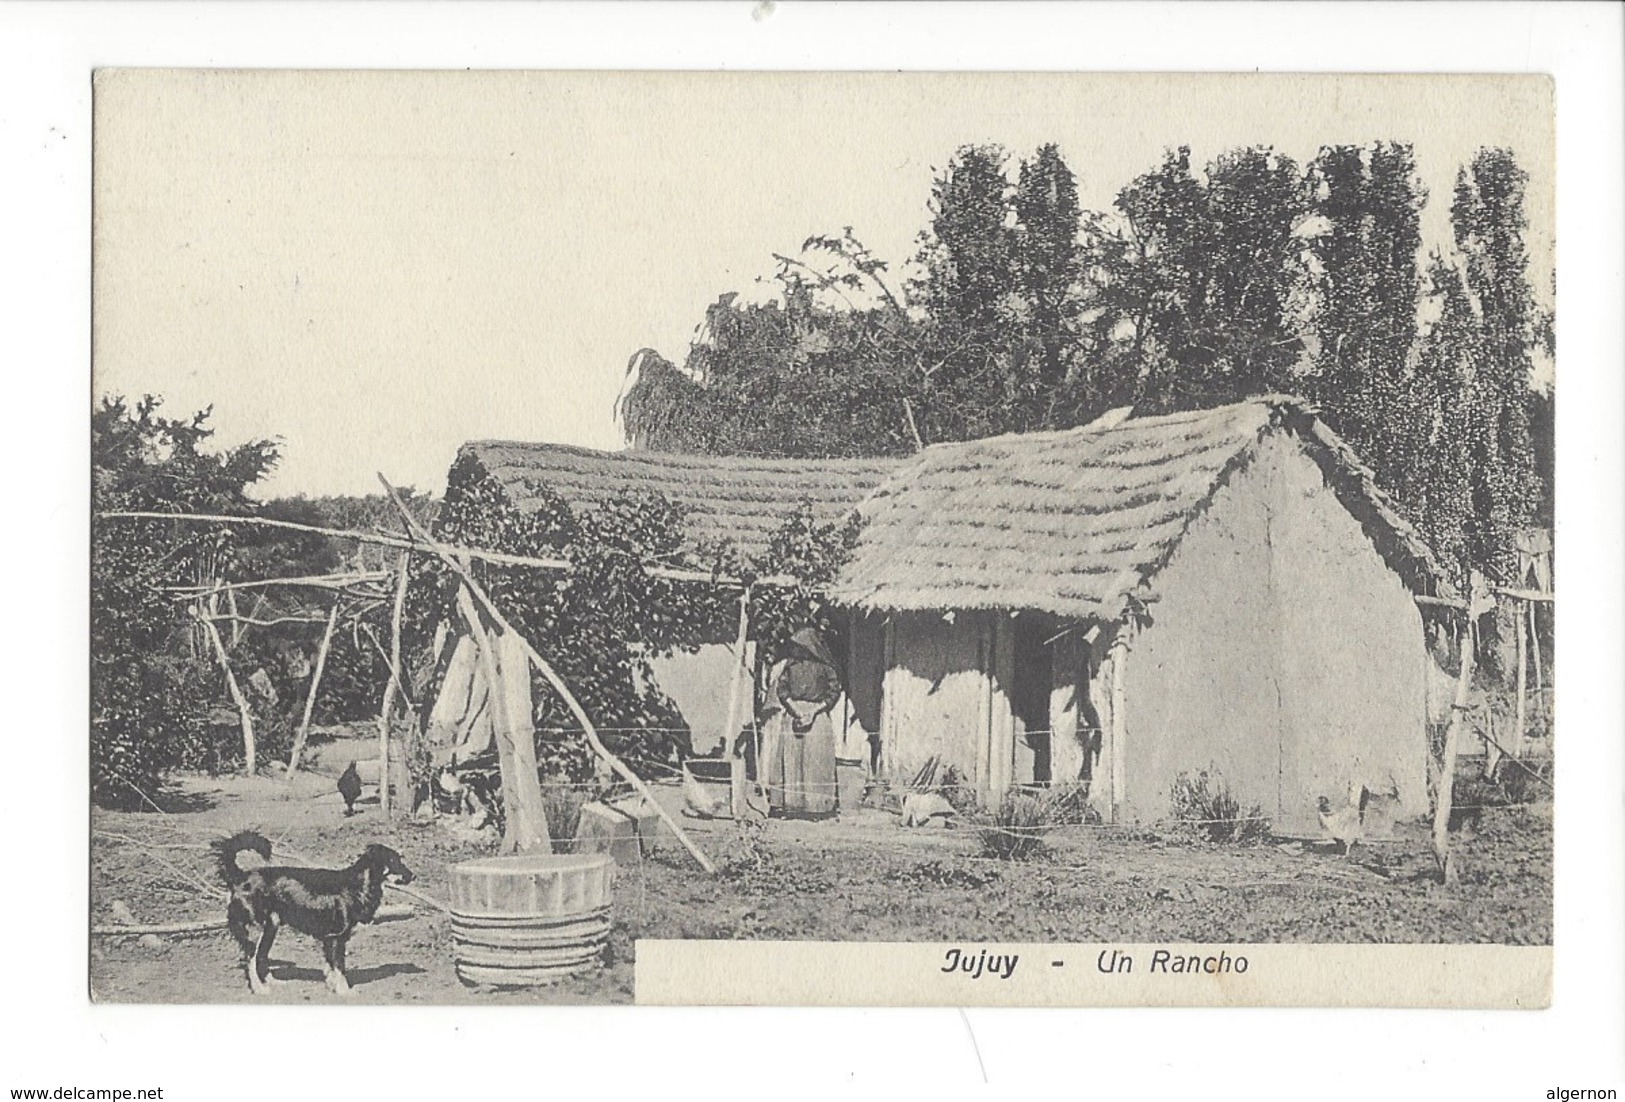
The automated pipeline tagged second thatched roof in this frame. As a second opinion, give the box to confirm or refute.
[456,440,899,563]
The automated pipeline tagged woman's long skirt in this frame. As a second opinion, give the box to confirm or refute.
[763,710,837,817]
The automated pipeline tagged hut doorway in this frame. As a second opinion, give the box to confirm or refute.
[1010,616,1053,785]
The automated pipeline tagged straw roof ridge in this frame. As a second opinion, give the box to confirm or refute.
[451,395,1446,614]
[456,439,901,564]
[831,395,1447,620]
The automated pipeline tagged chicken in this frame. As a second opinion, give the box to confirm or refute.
[1317,783,1370,859]
[337,760,362,817]
[900,792,957,828]
[681,764,728,819]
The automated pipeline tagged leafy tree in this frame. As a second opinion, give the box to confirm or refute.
[1012,143,1086,411]
[1304,143,1426,490]
[621,144,1101,457]
[1093,146,1308,414]
[91,396,280,805]
[618,237,927,458]
[1451,148,1542,584]
[1401,256,1479,587]
[914,144,1016,336]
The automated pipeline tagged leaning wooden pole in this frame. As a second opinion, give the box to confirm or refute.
[197,594,256,776]
[1528,598,1544,712]
[376,551,411,819]
[1107,628,1130,825]
[380,476,717,874]
[1511,597,1528,761]
[287,600,341,777]
[1432,616,1476,885]
[726,588,752,819]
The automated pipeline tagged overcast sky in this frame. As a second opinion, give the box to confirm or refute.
[93,70,1553,499]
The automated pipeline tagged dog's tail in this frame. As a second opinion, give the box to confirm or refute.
[215,830,273,885]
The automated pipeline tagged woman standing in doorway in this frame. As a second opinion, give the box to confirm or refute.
[761,627,842,817]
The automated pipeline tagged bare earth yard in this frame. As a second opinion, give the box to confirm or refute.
[90,747,1551,1006]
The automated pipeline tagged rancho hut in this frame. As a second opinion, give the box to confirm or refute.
[829,397,1447,835]
[432,396,1450,837]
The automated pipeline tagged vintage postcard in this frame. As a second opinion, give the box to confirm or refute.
[90,69,1554,1008]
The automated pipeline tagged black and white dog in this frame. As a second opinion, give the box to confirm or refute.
[215,831,414,995]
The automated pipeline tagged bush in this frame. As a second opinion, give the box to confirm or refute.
[91,396,280,805]
[977,790,1049,861]
[541,783,590,854]
[1168,769,1269,844]
[91,653,216,807]
[1042,780,1101,826]
[1450,757,1551,830]
[936,764,980,815]
[718,817,832,894]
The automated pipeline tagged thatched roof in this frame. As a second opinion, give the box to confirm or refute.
[455,396,1444,620]
[829,396,1445,621]
[457,441,899,563]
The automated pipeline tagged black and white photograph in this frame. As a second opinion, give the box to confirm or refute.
[83,66,1568,1008]
[2,1,1620,1095]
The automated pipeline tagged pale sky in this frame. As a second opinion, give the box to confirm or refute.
[93,70,1553,498]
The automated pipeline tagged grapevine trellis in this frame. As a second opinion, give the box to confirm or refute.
[102,477,838,874]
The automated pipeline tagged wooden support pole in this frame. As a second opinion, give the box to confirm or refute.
[1483,699,1502,780]
[104,510,799,591]
[381,475,716,874]
[1433,619,1476,884]
[1492,585,1555,604]
[286,600,341,777]
[1528,598,1544,719]
[1108,628,1130,826]
[1511,596,1528,761]
[198,597,255,776]
[375,550,411,819]
[93,903,416,939]
[726,587,752,820]
[456,583,550,852]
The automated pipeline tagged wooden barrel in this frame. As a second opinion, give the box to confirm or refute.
[448,853,614,987]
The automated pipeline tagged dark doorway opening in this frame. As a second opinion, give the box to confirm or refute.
[1011,615,1053,785]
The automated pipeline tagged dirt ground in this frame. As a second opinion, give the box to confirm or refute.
[90,739,1552,1005]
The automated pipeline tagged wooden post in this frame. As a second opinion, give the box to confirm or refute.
[1528,598,1544,715]
[492,623,552,851]
[198,596,255,776]
[456,583,551,852]
[1108,626,1129,825]
[375,551,411,818]
[726,588,752,819]
[1511,597,1528,761]
[286,600,341,777]
[1433,618,1475,884]
[381,475,716,874]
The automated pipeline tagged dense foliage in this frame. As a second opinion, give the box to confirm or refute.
[620,140,1551,600]
[419,453,862,781]
[91,397,280,806]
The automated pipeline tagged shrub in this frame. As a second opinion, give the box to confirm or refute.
[718,817,832,894]
[91,396,279,805]
[936,764,980,815]
[1043,780,1101,826]
[541,783,591,854]
[977,790,1049,861]
[1168,769,1269,844]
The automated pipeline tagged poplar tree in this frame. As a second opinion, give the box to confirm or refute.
[1451,148,1541,583]
[1304,143,1426,493]
[1012,143,1085,399]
